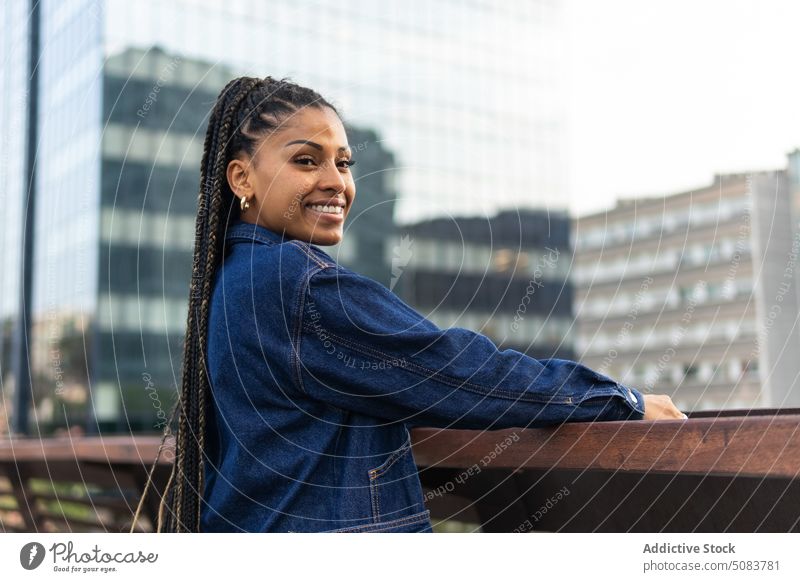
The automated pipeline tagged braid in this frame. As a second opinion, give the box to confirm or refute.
[130,75,340,533]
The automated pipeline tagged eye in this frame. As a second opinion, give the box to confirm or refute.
[294,156,316,166]
[338,159,356,169]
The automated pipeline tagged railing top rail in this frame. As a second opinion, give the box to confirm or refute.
[2,410,798,479]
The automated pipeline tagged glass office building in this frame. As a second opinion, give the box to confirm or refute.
[2,0,567,434]
[395,209,575,360]
[0,1,31,434]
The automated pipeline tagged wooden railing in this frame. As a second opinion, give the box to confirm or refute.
[0,437,172,532]
[414,408,800,532]
[1,408,799,532]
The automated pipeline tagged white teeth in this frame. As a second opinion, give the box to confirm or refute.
[308,204,342,215]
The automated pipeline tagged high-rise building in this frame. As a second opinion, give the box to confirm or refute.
[394,209,575,360]
[17,44,398,434]
[572,160,800,411]
[0,1,32,433]
[2,0,567,435]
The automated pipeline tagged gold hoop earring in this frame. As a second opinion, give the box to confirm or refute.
[240,196,250,213]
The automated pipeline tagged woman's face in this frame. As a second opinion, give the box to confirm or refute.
[226,105,356,246]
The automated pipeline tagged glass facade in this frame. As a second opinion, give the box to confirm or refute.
[0,1,31,433]
[396,210,575,359]
[3,0,567,434]
[101,0,567,223]
[23,0,103,432]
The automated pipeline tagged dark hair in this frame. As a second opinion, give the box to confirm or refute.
[131,75,340,532]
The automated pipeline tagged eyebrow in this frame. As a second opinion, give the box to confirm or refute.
[284,139,351,155]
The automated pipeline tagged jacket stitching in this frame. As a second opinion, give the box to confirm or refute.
[368,433,412,522]
[292,266,328,395]
[374,481,381,521]
[325,509,430,533]
[299,322,577,405]
[225,231,278,246]
[370,436,412,479]
[333,510,430,533]
[290,272,308,395]
[225,230,335,271]
[332,426,344,483]
[288,240,333,269]
[369,476,380,522]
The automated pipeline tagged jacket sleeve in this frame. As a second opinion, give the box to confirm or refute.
[292,265,646,429]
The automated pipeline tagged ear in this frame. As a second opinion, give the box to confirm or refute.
[226,156,255,199]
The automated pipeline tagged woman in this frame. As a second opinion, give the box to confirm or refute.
[133,76,685,534]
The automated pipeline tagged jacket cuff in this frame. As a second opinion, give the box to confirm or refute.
[611,384,646,420]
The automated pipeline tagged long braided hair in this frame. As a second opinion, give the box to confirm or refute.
[130,75,340,532]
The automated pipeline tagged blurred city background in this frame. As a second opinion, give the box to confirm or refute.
[2,0,799,439]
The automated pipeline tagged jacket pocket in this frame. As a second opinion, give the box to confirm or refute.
[368,433,414,522]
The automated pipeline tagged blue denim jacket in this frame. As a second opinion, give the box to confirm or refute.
[199,219,646,533]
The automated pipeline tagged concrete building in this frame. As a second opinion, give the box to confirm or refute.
[394,209,575,360]
[572,159,800,411]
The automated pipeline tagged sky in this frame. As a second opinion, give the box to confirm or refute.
[564,0,800,217]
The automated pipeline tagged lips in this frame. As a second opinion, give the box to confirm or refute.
[303,197,346,223]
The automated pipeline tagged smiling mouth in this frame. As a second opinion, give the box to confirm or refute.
[305,203,343,215]
[303,202,345,225]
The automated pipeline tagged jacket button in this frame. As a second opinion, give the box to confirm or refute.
[627,388,638,404]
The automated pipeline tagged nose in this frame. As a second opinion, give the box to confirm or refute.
[317,158,347,194]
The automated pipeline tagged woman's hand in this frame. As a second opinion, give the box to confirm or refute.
[642,394,688,420]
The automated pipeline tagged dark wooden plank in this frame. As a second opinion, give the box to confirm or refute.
[411,414,800,479]
[4,464,41,531]
[688,407,800,418]
[0,512,28,533]
[0,441,171,532]
[33,491,138,513]
[0,436,174,463]
[420,468,800,532]
[41,513,113,532]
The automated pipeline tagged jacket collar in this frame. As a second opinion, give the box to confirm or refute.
[223,220,339,265]
[224,219,290,246]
